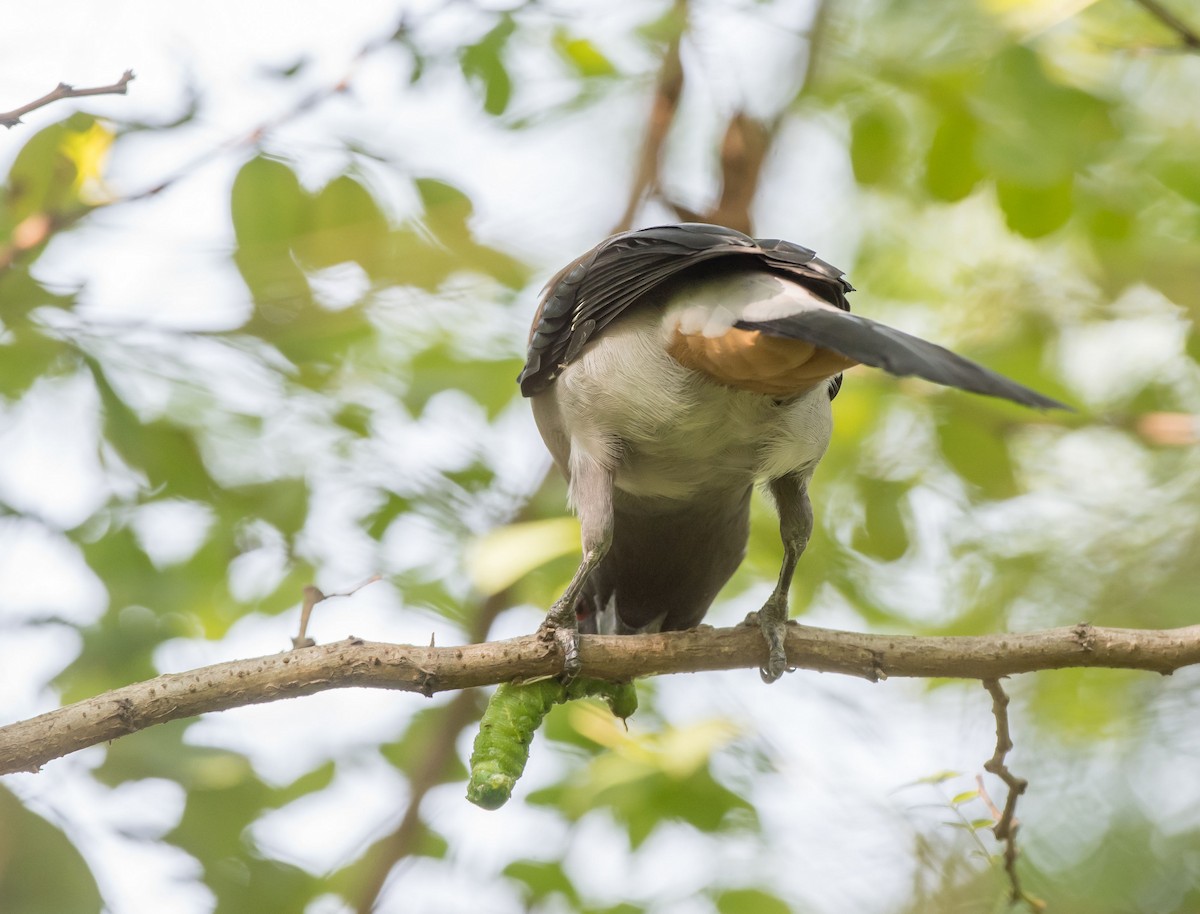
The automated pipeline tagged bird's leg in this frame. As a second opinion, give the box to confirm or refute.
[755,473,813,683]
[538,449,614,682]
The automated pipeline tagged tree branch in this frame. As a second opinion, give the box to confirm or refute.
[611,0,687,233]
[1130,0,1200,50]
[1,622,1197,776]
[0,71,135,128]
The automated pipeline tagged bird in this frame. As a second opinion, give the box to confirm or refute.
[518,223,1067,683]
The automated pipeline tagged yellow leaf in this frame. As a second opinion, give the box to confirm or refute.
[60,120,114,203]
[467,516,581,594]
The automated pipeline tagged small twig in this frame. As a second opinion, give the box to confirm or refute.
[974,773,1003,821]
[981,679,1044,912]
[0,70,135,129]
[1130,0,1200,49]
[292,575,381,648]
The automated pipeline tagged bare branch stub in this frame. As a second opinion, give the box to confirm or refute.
[0,70,135,129]
[981,678,1044,912]
[292,576,381,647]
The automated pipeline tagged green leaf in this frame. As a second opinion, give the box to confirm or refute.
[459,16,516,116]
[220,479,309,537]
[996,177,1073,239]
[231,156,308,248]
[364,491,412,540]
[850,103,905,187]
[553,30,618,78]
[935,409,1017,500]
[715,888,792,914]
[1,114,110,231]
[414,178,474,236]
[0,323,66,398]
[924,106,984,202]
[295,174,389,275]
[851,477,910,561]
[1155,151,1200,205]
[404,342,523,419]
[332,403,372,437]
[0,786,102,914]
[950,790,979,805]
[973,46,1114,186]
[503,859,581,906]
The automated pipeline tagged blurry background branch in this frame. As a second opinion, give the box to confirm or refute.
[0,70,134,128]
[2,622,1197,777]
[1131,0,1200,50]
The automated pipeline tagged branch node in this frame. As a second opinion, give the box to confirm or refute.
[1073,622,1096,651]
[870,651,887,682]
[416,670,438,698]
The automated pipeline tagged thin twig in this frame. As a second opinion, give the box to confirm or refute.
[0,70,135,129]
[981,679,1043,912]
[1130,0,1200,49]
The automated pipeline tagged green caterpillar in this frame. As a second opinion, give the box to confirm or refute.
[467,677,637,810]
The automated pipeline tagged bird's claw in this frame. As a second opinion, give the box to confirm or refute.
[538,600,581,684]
[748,602,792,684]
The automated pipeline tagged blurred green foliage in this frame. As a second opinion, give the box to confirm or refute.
[2,0,1200,912]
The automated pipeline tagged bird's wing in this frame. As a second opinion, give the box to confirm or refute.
[521,222,1067,411]
[518,223,851,396]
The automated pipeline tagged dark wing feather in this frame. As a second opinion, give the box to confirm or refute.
[736,310,1068,410]
[518,223,851,396]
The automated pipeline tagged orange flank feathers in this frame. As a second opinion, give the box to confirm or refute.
[667,326,858,397]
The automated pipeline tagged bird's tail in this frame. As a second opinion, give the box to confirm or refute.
[735,310,1068,410]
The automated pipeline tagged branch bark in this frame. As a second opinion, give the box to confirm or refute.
[1,622,1197,776]
[0,71,135,128]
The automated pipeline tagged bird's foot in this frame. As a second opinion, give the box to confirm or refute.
[537,600,581,684]
[745,600,792,684]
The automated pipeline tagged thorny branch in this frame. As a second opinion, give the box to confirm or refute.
[0,70,135,128]
[1,621,1198,777]
[982,679,1043,912]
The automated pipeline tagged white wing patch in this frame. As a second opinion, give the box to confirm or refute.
[663,271,838,340]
